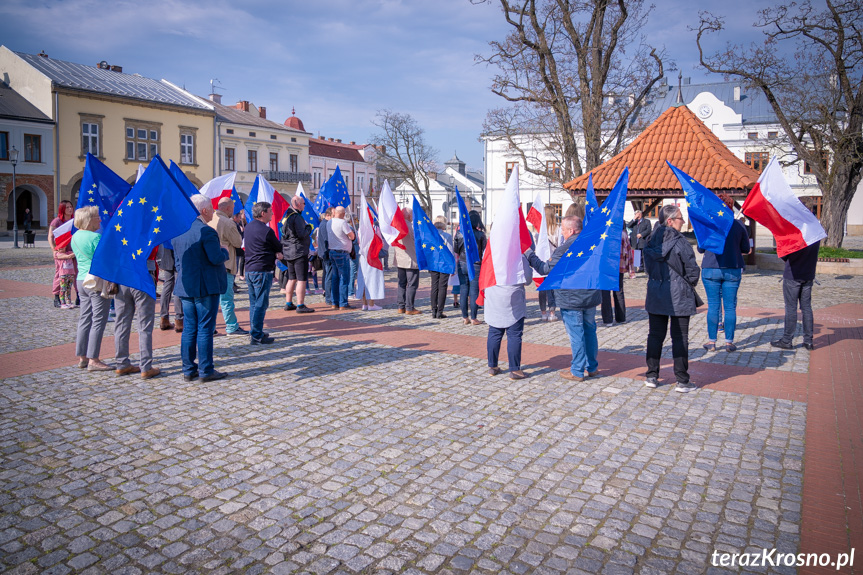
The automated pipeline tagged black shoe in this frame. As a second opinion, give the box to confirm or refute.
[200,370,227,382]
[803,342,815,351]
[296,305,315,314]
[771,340,794,350]
[183,372,199,382]
[284,302,297,311]
[75,296,80,306]
[227,327,249,336]
[54,295,61,308]
[675,381,696,393]
[251,336,275,345]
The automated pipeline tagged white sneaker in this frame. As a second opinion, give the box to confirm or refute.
[548,312,557,322]
[349,295,361,301]
[367,305,382,311]
[541,312,548,321]
[362,305,368,311]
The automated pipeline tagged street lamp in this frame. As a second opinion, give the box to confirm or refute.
[10,146,19,248]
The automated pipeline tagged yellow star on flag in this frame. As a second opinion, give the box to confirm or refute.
[117,209,123,217]
[91,183,97,188]
[156,215,163,222]
[131,253,136,260]
[600,232,608,240]
[430,246,435,251]
[115,223,122,232]
[606,219,613,226]
[566,252,573,257]
[127,199,133,207]
[102,209,108,215]
[153,227,160,234]
[152,206,159,213]
[88,198,94,203]
[577,251,584,257]
[422,244,427,248]
[590,244,597,251]
[121,238,128,246]
[88,189,94,194]
[138,197,147,205]
[717,210,724,217]
[601,207,608,214]
[136,249,143,255]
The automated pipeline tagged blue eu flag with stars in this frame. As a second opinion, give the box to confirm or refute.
[539,168,629,291]
[666,161,733,254]
[299,190,320,231]
[313,165,351,214]
[412,197,455,274]
[90,156,199,299]
[168,160,199,199]
[583,173,599,227]
[455,186,479,279]
[77,153,132,233]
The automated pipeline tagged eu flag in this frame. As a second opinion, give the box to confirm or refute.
[412,197,455,274]
[313,165,351,214]
[583,173,599,227]
[455,186,479,280]
[539,168,629,291]
[298,190,320,231]
[168,160,199,199]
[667,161,734,254]
[89,156,199,299]
[77,153,132,233]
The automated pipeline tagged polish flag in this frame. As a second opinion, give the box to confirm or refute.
[199,172,237,209]
[478,164,533,300]
[53,219,73,249]
[246,174,290,238]
[526,191,550,286]
[377,180,409,249]
[357,191,385,300]
[742,156,827,257]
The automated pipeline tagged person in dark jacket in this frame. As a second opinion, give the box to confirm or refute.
[318,208,334,306]
[172,194,230,382]
[280,195,314,314]
[627,210,652,271]
[526,215,601,382]
[643,205,701,392]
[771,240,820,351]
[157,244,183,332]
[245,202,285,345]
[453,211,487,324]
[699,195,751,352]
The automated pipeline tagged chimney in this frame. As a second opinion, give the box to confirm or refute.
[209,93,222,104]
[733,86,741,101]
[329,138,335,142]
[236,100,250,112]
[110,65,123,73]
[336,139,342,143]
[38,50,48,58]
[350,141,356,145]
[259,106,267,119]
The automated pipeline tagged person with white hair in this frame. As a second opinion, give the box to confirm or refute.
[172,194,230,382]
[209,196,247,335]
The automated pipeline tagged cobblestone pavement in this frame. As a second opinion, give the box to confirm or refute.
[1,333,806,575]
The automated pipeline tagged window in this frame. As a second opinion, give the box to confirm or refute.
[24,134,41,162]
[125,122,160,161]
[225,148,235,171]
[745,152,770,172]
[804,153,829,175]
[291,137,297,143]
[180,133,194,164]
[270,135,277,140]
[768,131,778,139]
[226,128,234,134]
[343,172,350,192]
[269,152,278,172]
[546,161,561,178]
[802,196,822,218]
[248,150,258,172]
[549,203,562,218]
[0,132,8,160]
[505,161,517,182]
[289,154,298,172]
[358,174,364,192]
[249,132,256,138]
[82,123,99,156]
[747,132,758,140]
[314,171,322,188]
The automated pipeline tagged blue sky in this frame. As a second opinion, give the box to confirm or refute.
[0,0,780,173]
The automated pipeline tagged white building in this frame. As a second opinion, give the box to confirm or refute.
[394,153,484,223]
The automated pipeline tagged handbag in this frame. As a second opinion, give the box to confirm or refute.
[311,255,323,271]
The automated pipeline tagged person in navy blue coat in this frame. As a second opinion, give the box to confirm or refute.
[172,194,229,382]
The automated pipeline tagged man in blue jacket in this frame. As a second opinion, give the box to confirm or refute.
[172,194,230,382]
[525,215,601,381]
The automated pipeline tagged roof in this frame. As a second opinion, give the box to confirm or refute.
[565,104,761,196]
[284,112,305,132]
[634,80,779,127]
[0,83,52,123]
[309,138,365,163]
[17,52,211,111]
[209,99,305,133]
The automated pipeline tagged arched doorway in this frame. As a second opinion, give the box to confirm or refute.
[6,185,48,230]
[70,179,82,210]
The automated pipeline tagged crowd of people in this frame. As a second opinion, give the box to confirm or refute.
[52,193,818,389]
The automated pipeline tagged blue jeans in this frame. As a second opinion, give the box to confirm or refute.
[349,255,359,297]
[560,307,599,375]
[701,268,741,342]
[180,294,219,377]
[457,260,480,320]
[330,251,351,307]
[246,271,273,341]
[487,317,525,370]
[220,274,240,333]
[323,259,333,305]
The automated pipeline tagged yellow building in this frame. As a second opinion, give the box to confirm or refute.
[0,46,215,211]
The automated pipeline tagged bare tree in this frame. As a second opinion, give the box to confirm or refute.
[370,110,439,213]
[476,0,665,185]
[696,0,863,248]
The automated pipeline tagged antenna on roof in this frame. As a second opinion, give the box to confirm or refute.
[674,71,684,106]
[209,78,224,105]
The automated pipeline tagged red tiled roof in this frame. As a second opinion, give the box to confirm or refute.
[309,138,365,163]
[565,105,760,196]
[285,115,305,131]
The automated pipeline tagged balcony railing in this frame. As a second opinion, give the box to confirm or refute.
[262,170,312,184]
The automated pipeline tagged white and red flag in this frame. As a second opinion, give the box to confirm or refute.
[478,164,533,301]
[377,179,409,249]
[199,172,237,210]
[53,219,73,249]
[357,190,385,300]
[742,156,827,257]
[246,174,290,238]
[526,190,550,286]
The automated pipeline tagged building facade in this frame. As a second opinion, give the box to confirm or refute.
[308,132,377,211]
[394,153,484,223]
[0,46,215,215]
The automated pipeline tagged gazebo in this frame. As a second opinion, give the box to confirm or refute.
[565,102,761,224]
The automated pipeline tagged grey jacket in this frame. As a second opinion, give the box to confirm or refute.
[526,233,601,310]
[643,225,700,316]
